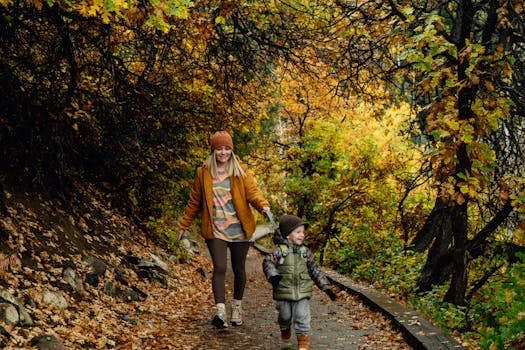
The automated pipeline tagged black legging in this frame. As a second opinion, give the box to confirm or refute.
[206,239,251,304]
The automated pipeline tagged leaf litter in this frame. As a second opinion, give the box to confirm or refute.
[0,182,412,349]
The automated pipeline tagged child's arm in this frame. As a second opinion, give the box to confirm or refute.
[305,249,337,301]
[262,247,282,285]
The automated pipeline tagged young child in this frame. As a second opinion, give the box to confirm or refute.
[262,214,337,350]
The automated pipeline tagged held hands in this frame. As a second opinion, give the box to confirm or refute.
[324,288,337,301]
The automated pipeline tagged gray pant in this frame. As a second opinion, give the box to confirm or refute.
[276,298,311,334]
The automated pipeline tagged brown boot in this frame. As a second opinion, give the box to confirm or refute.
[280,327,291,340]
[297,333,309,350]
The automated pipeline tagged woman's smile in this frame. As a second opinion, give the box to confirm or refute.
[215,147,232,164]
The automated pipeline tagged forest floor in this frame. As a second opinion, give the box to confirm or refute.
[0,180,411,349]
[189,248,412,350]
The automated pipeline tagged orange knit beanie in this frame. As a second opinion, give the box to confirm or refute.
[210,131,234,151]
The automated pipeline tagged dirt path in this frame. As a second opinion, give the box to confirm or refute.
[189,247,412,350]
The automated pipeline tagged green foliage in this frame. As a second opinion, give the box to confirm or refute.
[354,244,425,297]
[410,287,469,332]
[405,254,525,348]
[145,217,189,263]
[466,253,525,349]
[328,227,375,274]
[329,229,426,298]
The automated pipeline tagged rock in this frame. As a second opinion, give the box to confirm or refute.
[23,294,36,308]
[103,282,142,301]
[0,289,18,305]
[120,289,141,302]
[0,289,33,326]
[82,256,107,276]
[103,281,120,297]
[30,335,67,350]
[0,303,18,325]
[63,267,84,293]
[83,256,108,287]
[42,290,68,309]
[149,253,171,274]
[180,238,199,255]
[17,303,33,326]
[85,271,99,286]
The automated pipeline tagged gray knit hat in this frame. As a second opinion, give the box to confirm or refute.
[278,214,308,238]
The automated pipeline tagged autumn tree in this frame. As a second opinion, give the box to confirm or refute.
[243,55,421,273]
[0,0,329,221]
[326,0,525,305]
[0,0,204,219]
[402,0,525,305]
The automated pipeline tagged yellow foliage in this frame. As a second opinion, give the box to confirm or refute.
[4,0,193,32]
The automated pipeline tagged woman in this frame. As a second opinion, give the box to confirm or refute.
[178,130,270,329]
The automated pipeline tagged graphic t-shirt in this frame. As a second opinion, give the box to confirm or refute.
[212,174,245,241]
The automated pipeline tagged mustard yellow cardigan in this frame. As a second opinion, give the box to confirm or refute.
[178,162,270,240]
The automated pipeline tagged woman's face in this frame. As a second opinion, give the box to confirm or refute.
[214,146,232,165]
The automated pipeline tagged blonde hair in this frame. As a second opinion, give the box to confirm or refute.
[206,151,246,178]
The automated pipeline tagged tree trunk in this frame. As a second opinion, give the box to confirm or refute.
[440,0,474,306]
[414,199,455,292]
[444,196,468,305]
[406,0,517,306]
[410,197,449,252]
[413,195,514,300]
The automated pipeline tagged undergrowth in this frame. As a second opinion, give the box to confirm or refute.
[145,217,190,263]
[330,236,525,349]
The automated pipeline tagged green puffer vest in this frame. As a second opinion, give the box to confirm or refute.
[273,244,313,301]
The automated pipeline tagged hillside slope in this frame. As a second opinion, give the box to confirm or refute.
[0,180,214,349]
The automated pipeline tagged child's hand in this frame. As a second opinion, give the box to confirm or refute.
[268,275,281,287]
[325,288,337,301]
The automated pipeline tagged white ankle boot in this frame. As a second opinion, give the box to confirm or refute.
[231,299,243,326]
[212,303,229,329]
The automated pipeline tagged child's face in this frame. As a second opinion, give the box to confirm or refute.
[286,225,305,245]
